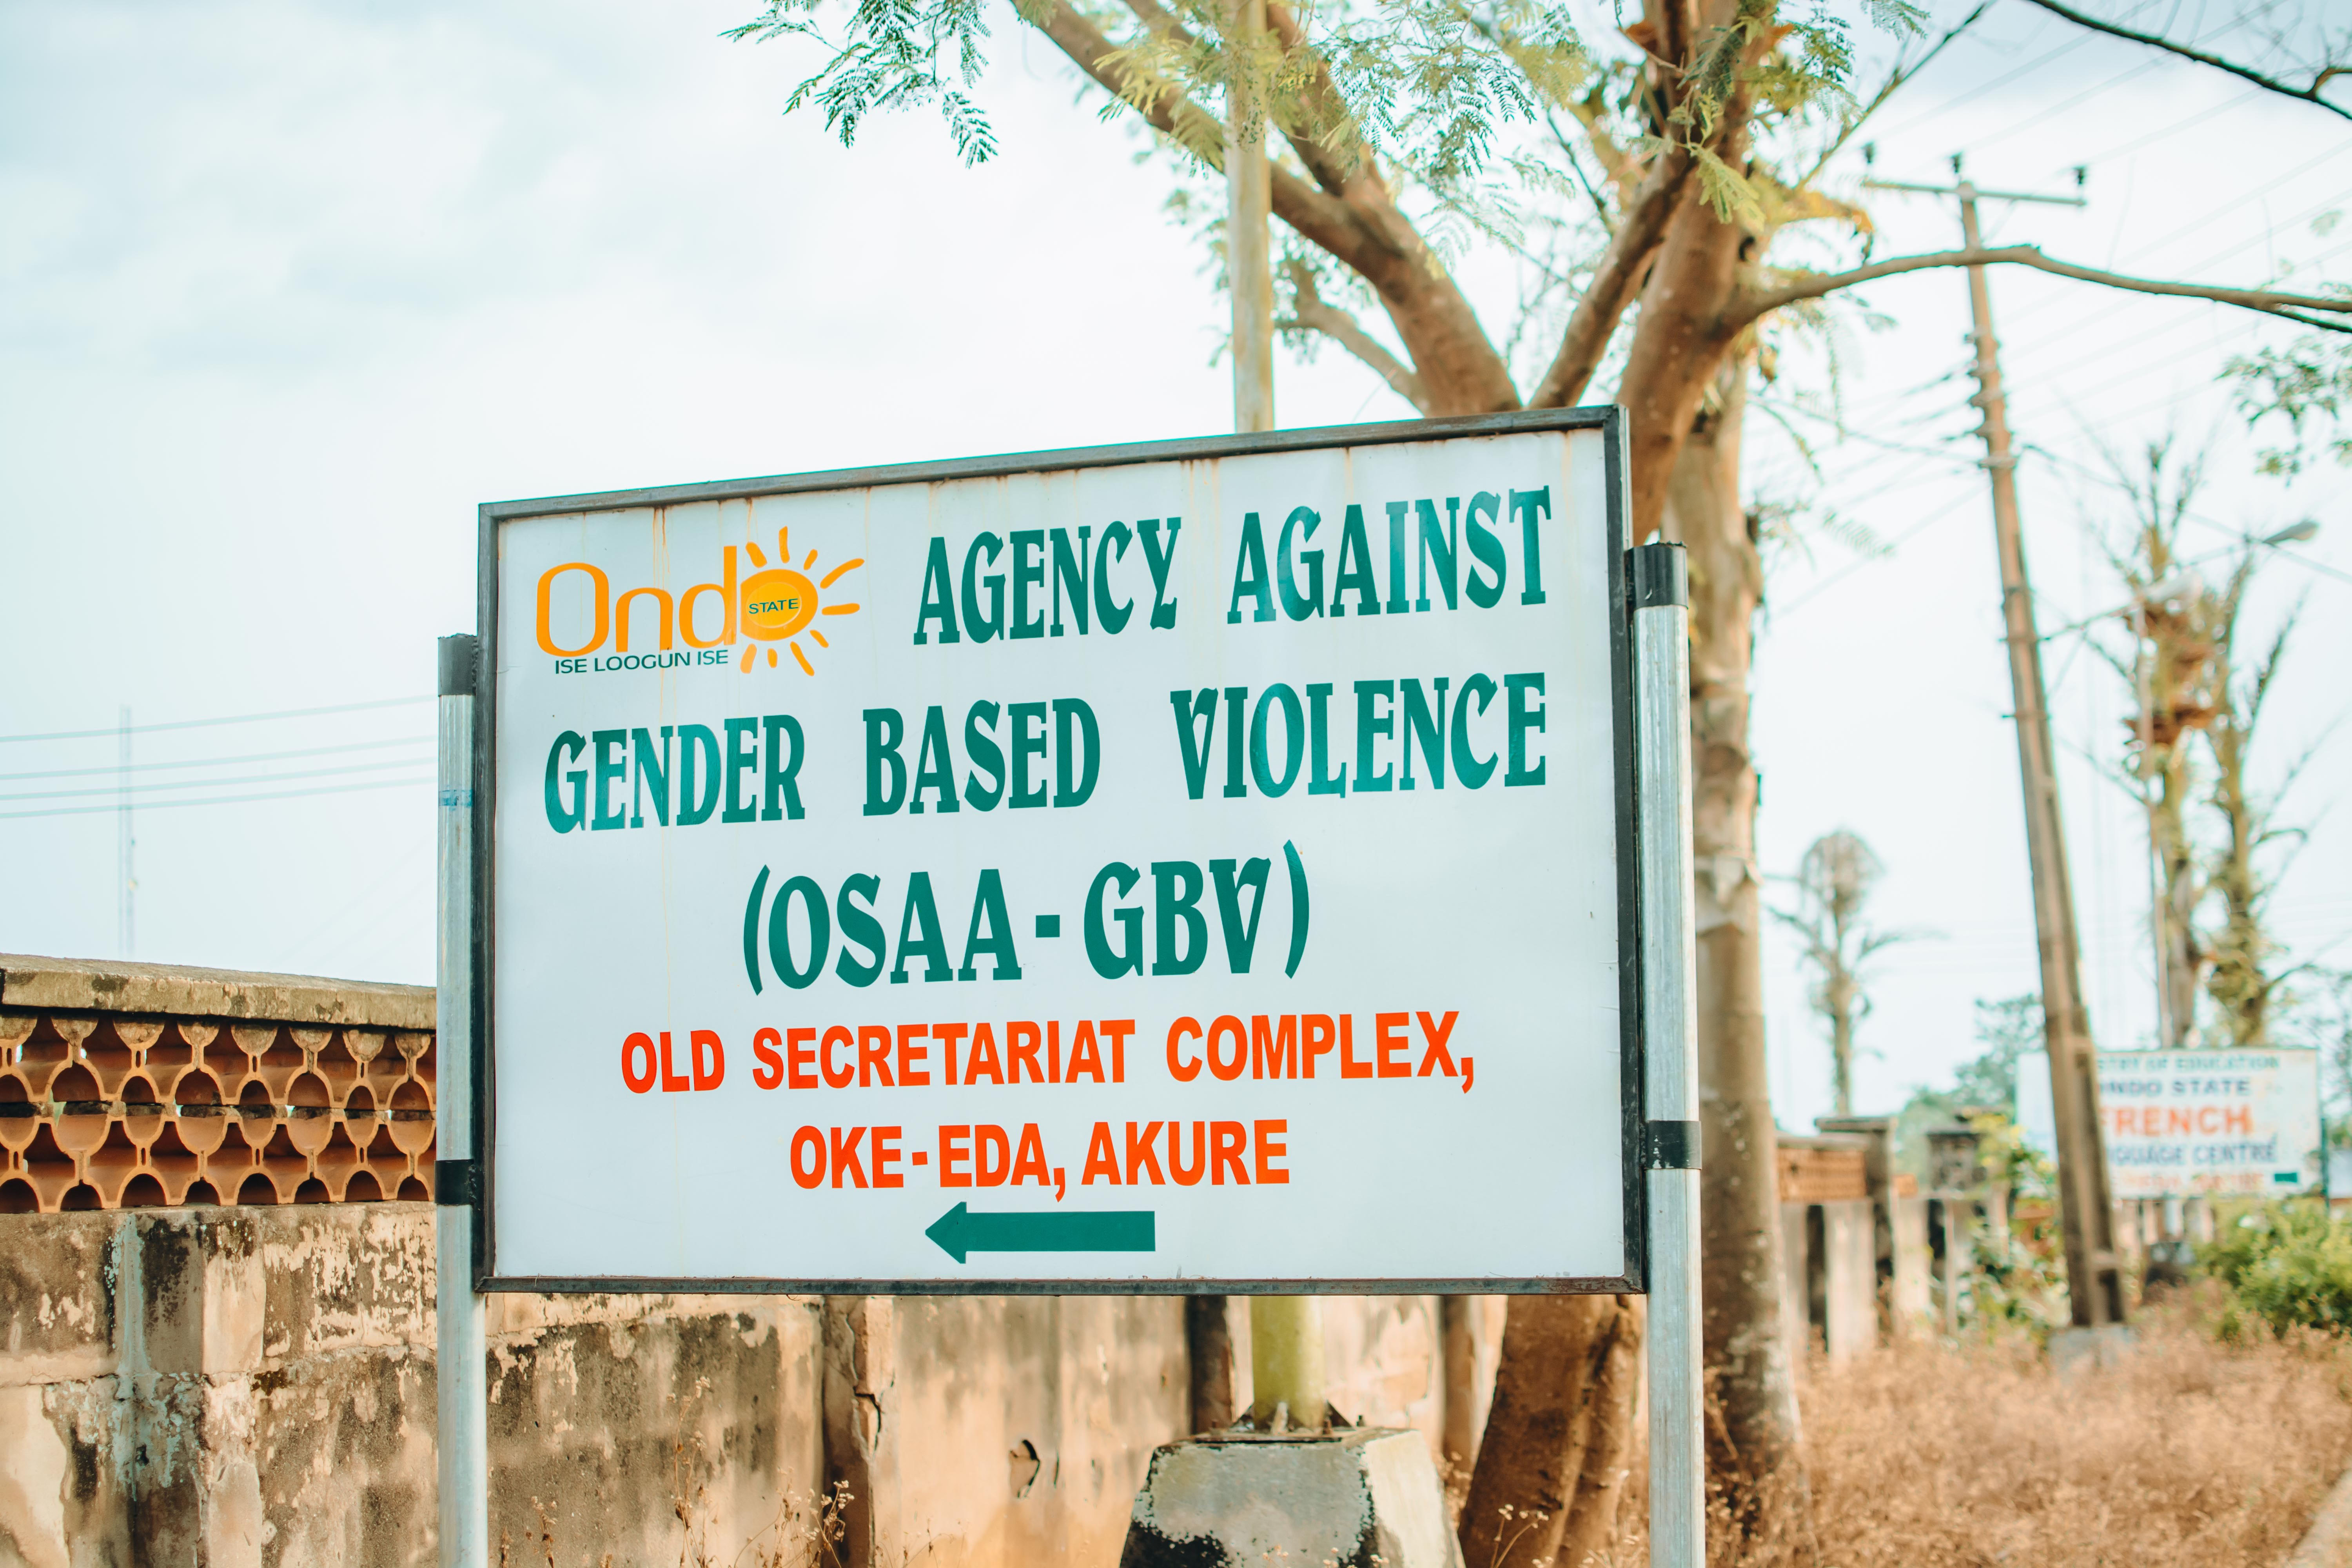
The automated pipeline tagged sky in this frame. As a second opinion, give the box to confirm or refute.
[2,0,2347,1134]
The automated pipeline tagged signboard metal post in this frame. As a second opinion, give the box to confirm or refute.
[1633,543,1702,1568]
[437,634,490,1568]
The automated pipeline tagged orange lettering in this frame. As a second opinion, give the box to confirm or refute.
[858,1025,895,1087]
[1253,1119,1290,1185]
[1416,1011,1460,1076]
[897,1024,930,1087]
[1082,1122,1122,1185]
[821,1025,854,1090]
[1303,1014,1336,1078]
[1126,1121,1167,1185]
[1167,1018,1203,1083]
[1207,1016,1248,1082]
[1210,1122,1250,1185]
[535,562,610,657]
[939,1125,973,1187]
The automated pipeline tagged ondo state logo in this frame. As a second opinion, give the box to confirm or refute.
[534,526,864,675]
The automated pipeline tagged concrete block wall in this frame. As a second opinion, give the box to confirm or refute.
[0,1204,1504,1568]
[0,1204,828,1568]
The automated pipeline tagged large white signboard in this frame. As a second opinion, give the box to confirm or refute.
[2018,1049,2322,1198]
[477,413,1641,1290]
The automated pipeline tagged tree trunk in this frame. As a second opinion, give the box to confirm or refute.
[1457,1296,1644,1568]
[1662,365,1821,1563]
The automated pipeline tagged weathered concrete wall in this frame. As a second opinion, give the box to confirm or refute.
[11,1209,1488,1567]
[0,1205,822,1568]
[832,1295,1188,1566]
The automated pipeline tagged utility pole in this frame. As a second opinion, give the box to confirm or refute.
[1220,0,1327,1430]
[1226,0,1274,439]
[1865,156,2127,1330]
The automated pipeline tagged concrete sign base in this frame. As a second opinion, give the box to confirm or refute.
[1119,1426,1464,1568]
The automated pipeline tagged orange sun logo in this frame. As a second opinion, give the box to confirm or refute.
[739,527,862,675]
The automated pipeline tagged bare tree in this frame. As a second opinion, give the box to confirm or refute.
[2202,551,2312,1047]
[2092,441,2223,1048]
[1772,830,1915,1116]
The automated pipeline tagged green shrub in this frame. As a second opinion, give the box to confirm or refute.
[2200,1200,2352,1339]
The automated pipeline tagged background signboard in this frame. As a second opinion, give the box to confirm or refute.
[475,410,1641,1292]
[2018,1048,2322,1198]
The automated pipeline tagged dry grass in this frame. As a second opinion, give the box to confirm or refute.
[1802,1305,2352,1566]
[1585,1297,2352,1568]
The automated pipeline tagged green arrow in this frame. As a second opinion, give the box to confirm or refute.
[924,1202,1156,1264]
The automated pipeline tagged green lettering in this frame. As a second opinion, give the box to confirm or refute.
[863,709,907,817]
[1051,526,1091,637]
[1169,689,1217,801]
[676,726,720,824]
[1511,488,1550,605]
[1227,512,1275,624]
[1053,699,1100,807]
[761,715,805,821]
[960,534,1004,643]
[1353,682,1394,793]
[630,727,671,827]
[913,536,958,644]
[1453,675,1498,788]
[963,701,1005,810]
[544,731,587,833]
[911,706,959,815]
[1329,504,1379,617]
[1151,860,1207,976]
[957,869,1023,980]
[1094,523,1135,633]
[835,874,886,987]
[1250,684,1304,797]
[1306,683,1346,796]
[1506,673,1546,786]
[1008,701,1049,808]
[1084,862,1143,978]
[1139,518,1182,630]
[592,730,626,830]
[891,873,953,984]
[1465,491,1506,608]
[1399,680,1448,791]
[1009,529,1046,640]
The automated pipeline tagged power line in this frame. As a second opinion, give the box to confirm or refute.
[1985,143,2352,339]
[0,694,433,745]
[0,733,433,783]
[1870,29,2097,144]
[1957,53,2169,160]
[2042,85,2265,178]
[0,775,433,823]
[1771,488,1981,618]
[0,756,433,805]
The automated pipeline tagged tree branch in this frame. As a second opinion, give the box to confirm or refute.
[1282,261,1430,412]
[1261,0,1387,201]
[1528,142,1695,407]
[1732,245,2352,332]
[1793,2,1988,192]
[2016,0,2351,122]
[1027,3,1390,271]
[1027,0,1518,413]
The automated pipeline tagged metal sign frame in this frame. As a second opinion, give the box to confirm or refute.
[464,406,1647,1296]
